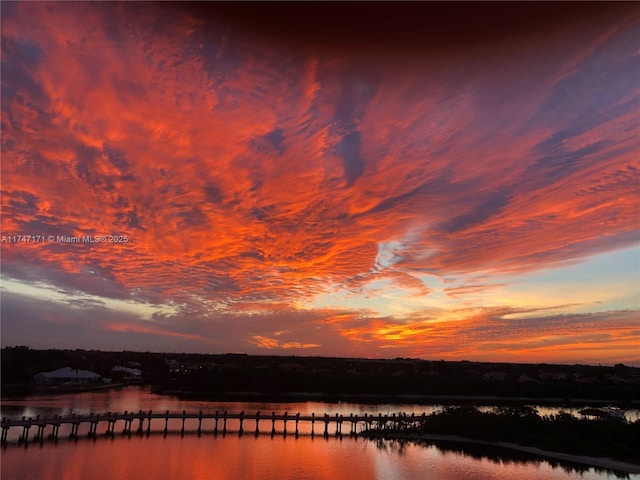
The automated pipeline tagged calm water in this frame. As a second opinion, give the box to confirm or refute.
[1,387,637,480]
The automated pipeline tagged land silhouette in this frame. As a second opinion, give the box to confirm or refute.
[2,347,638,405]
[2,347,639,471]
[364,405,639,466]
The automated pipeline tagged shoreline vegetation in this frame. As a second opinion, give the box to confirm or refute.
[4,347,638,403]
[3,378,640,409]
[360,405,640,472]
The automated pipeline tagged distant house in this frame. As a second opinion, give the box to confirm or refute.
[182,362,203,372]
[517,374,538,383]
[111,366,143,383]
[165,359,179,372]
[34,367,101,385]
[605,374,626,384]
[540,372,568,382]
[279,363,306,373]
[575,375,598,384]
[482,371,508,381]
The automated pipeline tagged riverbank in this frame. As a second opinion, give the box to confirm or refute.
[157,389,640,407]
[366,431,640,474]
[1,382,125,398]
[359,405,639,470]
[5,383,639,409]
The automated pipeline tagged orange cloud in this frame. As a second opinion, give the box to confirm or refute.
[249,336,321,350]
[1,2,638,363]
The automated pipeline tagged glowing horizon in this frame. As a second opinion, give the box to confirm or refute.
[1,3,638,365]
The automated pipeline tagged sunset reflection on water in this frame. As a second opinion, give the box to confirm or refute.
[1,432,633,480]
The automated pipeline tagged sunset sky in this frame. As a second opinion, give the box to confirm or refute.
[1,2,638,365]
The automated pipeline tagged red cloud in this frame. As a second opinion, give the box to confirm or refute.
[2,2,638,362]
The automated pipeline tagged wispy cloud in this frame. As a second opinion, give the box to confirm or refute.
[1,2,638,363]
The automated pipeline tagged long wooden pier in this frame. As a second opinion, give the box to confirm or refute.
[1,410,427,445]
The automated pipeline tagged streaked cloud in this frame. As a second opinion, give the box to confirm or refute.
[1,2,638,364]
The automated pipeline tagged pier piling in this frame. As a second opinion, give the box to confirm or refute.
[69,415,78,439]
[146,411,152,436]
[164,410,169,436]
[2,417,9,446]
[124,411,133,435]
[271,412,276,435]
[35,416,46,442]
[311,413,315,437]
[223,411,228,435]
[88,420,97,438]
[137,410,144,435]
[20,418,31,443]
[324,414,329,437]
[122,411,130,435]
[106,412,115,437]
[255,411,260,435]
[49,417,60,440]
[283,412,288,436]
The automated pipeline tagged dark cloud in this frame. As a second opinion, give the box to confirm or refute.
[203,183,224,204]
[102,144,132,173]
[0,35,46,105]
[534,24,639,128]
[335,131,364,186]
[178,2,639,54]
[0,290,214,352]
[442,189,512,234]
[4,190,39,216]
[251,128,285,157]
[111,77,148,103]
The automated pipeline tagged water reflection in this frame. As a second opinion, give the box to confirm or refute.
[0,387,440,420]
[2,388,637,480]
[3,387,638,422]
[2,433,378,480]
[370,438,635,480]
[2,432,631,480]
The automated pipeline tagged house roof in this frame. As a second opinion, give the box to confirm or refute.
[112,366,142,375]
